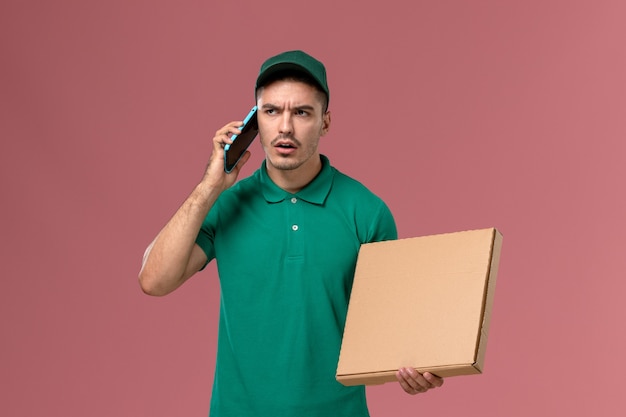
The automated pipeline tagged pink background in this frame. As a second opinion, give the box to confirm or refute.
[2,1,625,416]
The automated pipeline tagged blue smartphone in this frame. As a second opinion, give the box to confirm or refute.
[224,106,258,173]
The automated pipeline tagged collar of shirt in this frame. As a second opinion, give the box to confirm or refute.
[260,155,333,205]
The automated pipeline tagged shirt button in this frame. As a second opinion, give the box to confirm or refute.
[291,197,297,203]
[292,225,299,231]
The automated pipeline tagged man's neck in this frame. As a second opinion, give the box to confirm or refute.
[266,155,322,194]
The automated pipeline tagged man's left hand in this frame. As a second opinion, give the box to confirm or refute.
[395,367,444,395]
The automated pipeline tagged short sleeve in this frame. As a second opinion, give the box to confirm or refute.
[195,202,219,268]
[365,199,398,243]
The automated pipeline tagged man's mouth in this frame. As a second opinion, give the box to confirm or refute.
[273,140,297,155]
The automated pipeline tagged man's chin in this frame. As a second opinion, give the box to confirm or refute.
[267,156,301,171]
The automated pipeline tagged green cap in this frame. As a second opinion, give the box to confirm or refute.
[255,50,329,102]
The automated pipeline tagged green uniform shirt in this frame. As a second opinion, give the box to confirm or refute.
[196,155,397,416]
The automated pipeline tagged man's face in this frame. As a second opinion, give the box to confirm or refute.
[256,79,330,172]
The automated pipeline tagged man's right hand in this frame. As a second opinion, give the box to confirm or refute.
[202,121,253,192]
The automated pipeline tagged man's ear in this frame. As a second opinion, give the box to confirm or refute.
[321,111,331,136]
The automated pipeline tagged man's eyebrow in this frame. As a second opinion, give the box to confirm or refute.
[260,103,316,111]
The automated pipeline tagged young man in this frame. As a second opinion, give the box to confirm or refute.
[139,50,443,416]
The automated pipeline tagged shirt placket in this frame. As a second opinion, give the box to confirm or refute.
[286,195,304,260]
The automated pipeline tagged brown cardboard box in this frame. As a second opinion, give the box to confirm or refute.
[336,228,503,386]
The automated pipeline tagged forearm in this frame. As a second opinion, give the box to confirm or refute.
[138,181,220,296]
[138,120,252,296]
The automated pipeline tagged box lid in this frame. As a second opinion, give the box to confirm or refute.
[336,228,502,385]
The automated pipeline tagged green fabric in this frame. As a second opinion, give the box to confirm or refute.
[255,50,330,102]
[196,155,397,416]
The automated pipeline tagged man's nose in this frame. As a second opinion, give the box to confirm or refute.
[279,113,293,135]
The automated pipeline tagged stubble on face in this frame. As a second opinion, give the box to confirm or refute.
[257,80,328,175]
[265,134,318,171]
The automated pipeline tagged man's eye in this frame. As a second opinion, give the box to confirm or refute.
[296,110,308,116]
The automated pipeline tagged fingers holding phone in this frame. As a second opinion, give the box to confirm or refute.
[203,108,257,190]
[213,121,242,150]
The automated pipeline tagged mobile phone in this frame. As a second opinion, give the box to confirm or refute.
[224,106,259,173]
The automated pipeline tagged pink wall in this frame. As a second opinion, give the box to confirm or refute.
[2,1,625,416]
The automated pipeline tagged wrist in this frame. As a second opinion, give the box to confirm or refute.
[190,180,222,209]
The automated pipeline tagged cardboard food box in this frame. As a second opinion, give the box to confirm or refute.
[336,228,503,386]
